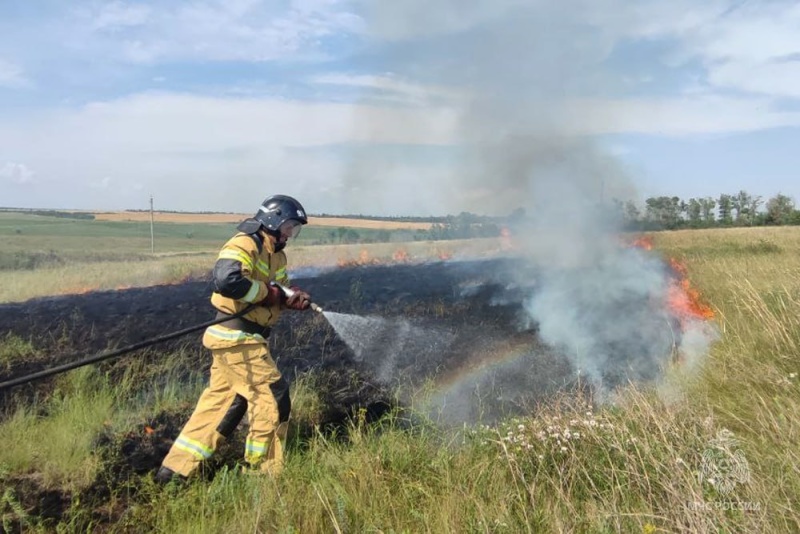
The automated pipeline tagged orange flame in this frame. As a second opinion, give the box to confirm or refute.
[337,248,422,267]
[392,249,410,262]
[337,249,383,268]
[667,259,714,323]
[630,235,654,251]
[144,425,155,435]
[627,234,714,326]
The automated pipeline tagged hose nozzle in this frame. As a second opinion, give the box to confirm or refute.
[274,283,324,313]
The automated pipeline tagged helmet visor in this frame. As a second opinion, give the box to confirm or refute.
[278,219,303,240]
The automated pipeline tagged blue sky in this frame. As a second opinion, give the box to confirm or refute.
[1,0,799,216]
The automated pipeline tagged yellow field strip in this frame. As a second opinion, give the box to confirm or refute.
[88,211,433,230]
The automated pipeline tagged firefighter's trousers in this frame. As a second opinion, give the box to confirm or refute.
[160,343,291,478]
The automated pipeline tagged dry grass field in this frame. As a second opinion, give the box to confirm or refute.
[0,238,497,303]
[90,211,434,230]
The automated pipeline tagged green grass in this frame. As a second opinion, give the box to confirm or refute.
[1,226,799,532]
[0,368,115,490]
[0,334,35,373]
[0,212,419,256]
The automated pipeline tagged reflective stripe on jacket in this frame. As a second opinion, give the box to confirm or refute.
[204,230,290,350]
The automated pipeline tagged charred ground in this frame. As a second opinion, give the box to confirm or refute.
[0,257,681,530]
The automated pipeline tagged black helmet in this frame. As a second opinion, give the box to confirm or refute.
[255,194,308,229]
[253,195,308,249]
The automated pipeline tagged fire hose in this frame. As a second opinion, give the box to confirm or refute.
[0,283,324,391]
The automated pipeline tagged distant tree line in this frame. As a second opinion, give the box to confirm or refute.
[613,191,800,231]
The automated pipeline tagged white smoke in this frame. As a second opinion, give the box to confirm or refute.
[347,2,716,400]
[344,2,636,216]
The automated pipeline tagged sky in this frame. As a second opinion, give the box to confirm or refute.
[1,0,799,216]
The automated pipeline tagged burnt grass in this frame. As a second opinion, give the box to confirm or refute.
[0,257,672,530]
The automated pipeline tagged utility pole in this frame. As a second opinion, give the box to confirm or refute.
[149,195,155,254]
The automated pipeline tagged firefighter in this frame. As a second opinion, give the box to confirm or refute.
[155,194,313,484]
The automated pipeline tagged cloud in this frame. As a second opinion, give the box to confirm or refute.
[2,82,800,212]
[310,73,463,105]
[0,162,35,184]
[709,60,800,99]
[567,95,800,136]
[616,0,800,99]
[2,0,800,213]
[0,91,460,212]
[362,0,800,101]
[69,0,363,64]
[0,58,30,88]
[91,1,152,31]
[362,0,524,40]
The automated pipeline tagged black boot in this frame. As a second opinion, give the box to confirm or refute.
[155,466,187,485]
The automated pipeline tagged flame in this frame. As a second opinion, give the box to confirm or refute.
[667,258,715,322]
[630,235,654,251]
[144,425,155,435]
[392,249,410,262]
[337,249,383,268]
[337,248,420,267]
[627,234,714,326]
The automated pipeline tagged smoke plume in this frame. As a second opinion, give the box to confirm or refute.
[343,1,635,215]
[342,2,713,401]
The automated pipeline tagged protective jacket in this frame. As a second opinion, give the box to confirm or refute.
[203,224,291,350]
[158,222,294,480]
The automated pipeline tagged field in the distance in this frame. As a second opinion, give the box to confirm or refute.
[89,211,434,230]
[0,210,483,303]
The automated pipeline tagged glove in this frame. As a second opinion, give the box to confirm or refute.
[260,283,284,306]
[285,286,311,311]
